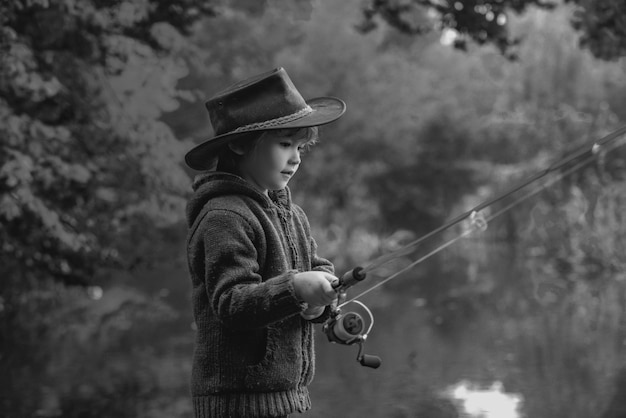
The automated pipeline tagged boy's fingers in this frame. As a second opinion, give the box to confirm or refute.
[322,273,340,289]
[321,279,336,292]
[324,286,340,304]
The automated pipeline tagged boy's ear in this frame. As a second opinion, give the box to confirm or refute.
[228,141,246,156]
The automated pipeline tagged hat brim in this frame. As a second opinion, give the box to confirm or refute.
[185,96,346,171]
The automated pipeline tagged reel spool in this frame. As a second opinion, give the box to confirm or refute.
[325,312,364,345]
[323,300,381,369]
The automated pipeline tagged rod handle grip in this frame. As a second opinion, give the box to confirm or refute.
[334,266,366,290]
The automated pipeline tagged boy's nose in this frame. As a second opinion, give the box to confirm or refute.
[289,149,301,165]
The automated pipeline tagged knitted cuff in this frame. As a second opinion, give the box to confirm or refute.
[300,305,325,320]
[267,270,307,317]
[308,305,332,324]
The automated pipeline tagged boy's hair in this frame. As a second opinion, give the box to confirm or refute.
[216,127,319,175]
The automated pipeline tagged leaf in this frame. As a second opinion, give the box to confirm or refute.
[64,163,92,184]
[0,194,22,220]
[96,187,118,203]
[1,150,34,186]
[150,22,186,51]
[114,1,151,28]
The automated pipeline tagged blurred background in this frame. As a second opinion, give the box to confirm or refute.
[2,0,626,417]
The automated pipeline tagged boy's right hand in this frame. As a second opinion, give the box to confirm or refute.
[293,271,338,307]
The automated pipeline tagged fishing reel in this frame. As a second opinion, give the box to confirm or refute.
[323,267,382,369]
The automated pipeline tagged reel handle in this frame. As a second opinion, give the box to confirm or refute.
[359,354,382,369]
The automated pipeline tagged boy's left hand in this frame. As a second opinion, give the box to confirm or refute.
[293,271,338,306]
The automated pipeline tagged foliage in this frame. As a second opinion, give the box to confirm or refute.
[356,0,557,59]
[0,1,214,416]
[567,0,626,60]
[0,0,213,286]
[358,0,626,60]
[0,280,189,417]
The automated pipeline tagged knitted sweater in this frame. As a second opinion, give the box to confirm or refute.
[186,172,334,418]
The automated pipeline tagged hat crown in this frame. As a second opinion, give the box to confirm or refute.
[206,68,309,136]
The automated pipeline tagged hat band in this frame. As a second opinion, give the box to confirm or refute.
[230,105,313,133]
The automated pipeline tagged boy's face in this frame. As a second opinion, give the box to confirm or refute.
[235,128,312,195]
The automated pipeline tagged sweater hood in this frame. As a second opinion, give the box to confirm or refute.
[186,171,292,227]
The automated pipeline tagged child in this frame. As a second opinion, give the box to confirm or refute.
[184,68,346,417]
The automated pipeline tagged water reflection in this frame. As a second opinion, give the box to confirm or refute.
[443,380,523,418]
[309,241,626,418]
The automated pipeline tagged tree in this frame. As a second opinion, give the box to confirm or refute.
[357,0,626,60]
[356,0,557,59]
[0,0,217,287]
[566,0,626,60]
[0,1,216,415]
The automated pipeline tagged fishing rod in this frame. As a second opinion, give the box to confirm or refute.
[362,124,626,275]
[322,124,626,368]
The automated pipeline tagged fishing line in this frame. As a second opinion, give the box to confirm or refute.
[339,133,626,307]
[360,124,626,275]
[340,229,474,307]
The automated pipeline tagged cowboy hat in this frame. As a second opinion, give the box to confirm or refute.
[184,67,346,171]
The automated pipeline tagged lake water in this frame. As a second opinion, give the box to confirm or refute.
[307,240,626,418]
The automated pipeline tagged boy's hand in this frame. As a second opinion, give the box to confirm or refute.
[293,271,338,307]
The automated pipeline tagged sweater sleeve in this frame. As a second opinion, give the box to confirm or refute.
[202,209,305,329]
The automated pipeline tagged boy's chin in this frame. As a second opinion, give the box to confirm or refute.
[269,176,292,190]
[269,182,289,191]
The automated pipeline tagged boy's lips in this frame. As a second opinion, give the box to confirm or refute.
[281,170,295,176]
